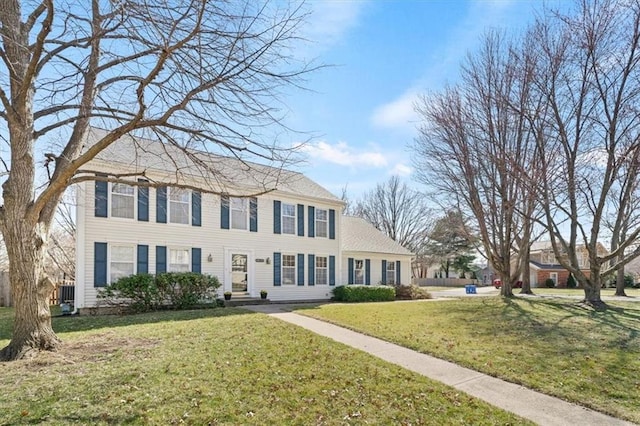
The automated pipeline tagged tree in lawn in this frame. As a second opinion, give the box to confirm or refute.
[352,176,433,252]
[523,0,640,306]
[414,30,541,297]
[0,0,312,360]
[422,210,476,279]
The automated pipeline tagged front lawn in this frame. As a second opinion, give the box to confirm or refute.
[0,307,526,425]
[298,298,640,423]
[532,287,640,297]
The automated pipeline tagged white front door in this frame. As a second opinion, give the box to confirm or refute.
[225,249,254,295]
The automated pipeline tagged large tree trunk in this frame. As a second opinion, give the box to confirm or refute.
[520,247,533,295]
[582,265,604,308]
[0,221,59,361]
[615,260,627,297]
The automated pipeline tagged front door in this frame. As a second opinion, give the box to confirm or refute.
[231,253,248,293]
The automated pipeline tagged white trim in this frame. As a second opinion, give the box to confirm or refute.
[281,202,296,235]
[167,246,191,272]
[109,244,136,283]
[75,183,86,308]
[224,248,255,295]
[168,187,191,225]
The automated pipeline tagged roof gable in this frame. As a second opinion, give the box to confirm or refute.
[341,216,413,256]
[84,127,341,203]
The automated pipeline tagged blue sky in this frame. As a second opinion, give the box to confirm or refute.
[284,0,544,198]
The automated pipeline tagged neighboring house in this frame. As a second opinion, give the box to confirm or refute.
[75,128,412,309]
[528,241,608,287]
[341,216,413,286]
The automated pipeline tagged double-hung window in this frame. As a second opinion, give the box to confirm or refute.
[111,183,135,219]
[354,259,364,285]
[169,188,189,224]
[282,203,296,235]
[110,245,134,283]
[231,197,248,230]
[315,208,328,238]
[169,248,190,272]
[386,261,396,285]
[282,254,296,285]
[316,256,328,285]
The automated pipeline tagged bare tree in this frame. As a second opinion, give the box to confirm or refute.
[0,0,313,360]
[414,31,540,297]
[524,0,640,305]
[352,176,433,253]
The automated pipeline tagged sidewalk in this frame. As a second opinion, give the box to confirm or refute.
[243,303,635,426]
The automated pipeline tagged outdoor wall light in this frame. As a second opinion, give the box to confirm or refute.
[266,257,271,264]
[207,254,213,262]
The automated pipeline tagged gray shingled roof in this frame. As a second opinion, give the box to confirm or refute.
[84,127,341,203]
[341,216,413,256]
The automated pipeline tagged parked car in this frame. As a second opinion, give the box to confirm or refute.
[493,279,523,289]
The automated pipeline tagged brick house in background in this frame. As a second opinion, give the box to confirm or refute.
[528,241,608,287]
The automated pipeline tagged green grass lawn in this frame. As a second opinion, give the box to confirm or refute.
[0,307,526,425]
[531,287,640,297]
[297,298,640,423]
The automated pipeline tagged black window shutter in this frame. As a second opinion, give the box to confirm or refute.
[94,242,108,287]
[297,253,304,286]
[273,252,281,286]
[137,245,149,274]
[329,256,336,286]
[192,248,201,273]
[250,197,258,232]
[329,209,336,240]
[273,200,281,234]
[221,195,230,229]
[381,260,387,285]
[156,187,167,223]
[137,179,149,222]
[297,204,304,236]
[94,175,108,218]
[156,246,167,274]
[308,206,315,238]
[192,191,201,227]
[365,259,371,285]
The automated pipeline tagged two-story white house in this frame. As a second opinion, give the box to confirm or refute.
[75,128,412,309]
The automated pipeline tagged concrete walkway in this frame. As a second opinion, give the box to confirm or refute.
[243,303,635,426]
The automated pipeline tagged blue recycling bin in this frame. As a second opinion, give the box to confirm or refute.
[465,284,477,294]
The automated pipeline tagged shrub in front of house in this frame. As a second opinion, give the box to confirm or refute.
[544,278,556,288]
[99,272,221,313]
[566,273,577,288]
[394,284,432,300]
[332,285,396,302]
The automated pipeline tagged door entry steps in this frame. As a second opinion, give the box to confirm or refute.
[224,296,270,307]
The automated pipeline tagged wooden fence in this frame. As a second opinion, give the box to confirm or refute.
[414,278,480,287]
[0,274,75,307]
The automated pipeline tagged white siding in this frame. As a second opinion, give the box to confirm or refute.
[77,176,343,307]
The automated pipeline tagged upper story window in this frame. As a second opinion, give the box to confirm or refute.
[543,250,557,265]
[231,197,248,230]
[316,208,328,238]
[169,188,190,224]
[386,261,396,285]
[110,245,134,283]
[316,256,328,285]
[282,254,296,285]
[169,248,190,272]
[282,203,296,235]
[111,183,135,219]
[354,259,364,285]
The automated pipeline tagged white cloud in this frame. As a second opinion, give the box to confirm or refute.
[302,140,387,168]
[370,90,420,129]
[301,1,369,55]
[370,0,528,133]
[390,163,412,177]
